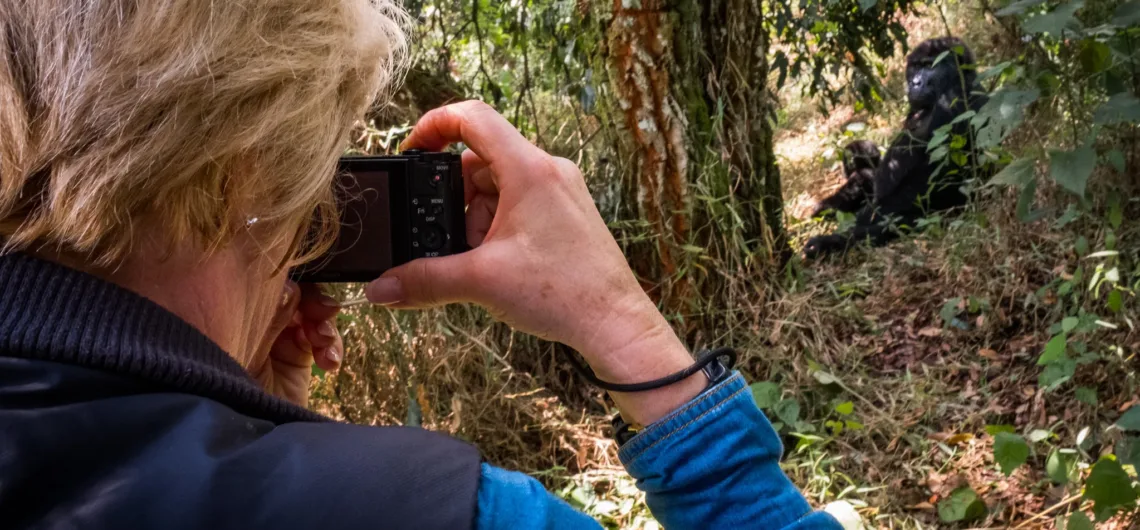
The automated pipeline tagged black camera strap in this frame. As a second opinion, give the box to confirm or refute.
[562,346,737,393]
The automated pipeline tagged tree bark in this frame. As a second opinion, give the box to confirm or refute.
[603,0,787,325]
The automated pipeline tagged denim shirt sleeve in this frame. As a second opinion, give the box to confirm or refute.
[619,372,841,529]
[476,372,843,530]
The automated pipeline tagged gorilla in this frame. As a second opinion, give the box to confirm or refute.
[810,139,881,219]
[804,37,990,259]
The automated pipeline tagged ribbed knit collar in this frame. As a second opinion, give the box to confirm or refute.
[0,251,326,424]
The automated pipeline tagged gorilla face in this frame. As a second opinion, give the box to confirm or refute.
[906,57,960,107]
[905,37,976,108]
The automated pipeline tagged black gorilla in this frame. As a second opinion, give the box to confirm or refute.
[810,139,881,219]
[804,37,989,259]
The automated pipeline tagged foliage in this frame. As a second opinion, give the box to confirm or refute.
[938,486,988,522]
[768,0,919,109]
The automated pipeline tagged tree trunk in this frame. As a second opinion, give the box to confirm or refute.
[602,0,786,329]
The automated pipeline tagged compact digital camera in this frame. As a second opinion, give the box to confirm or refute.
[290,150,467,283]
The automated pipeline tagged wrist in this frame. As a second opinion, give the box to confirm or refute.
[571,294,708,426]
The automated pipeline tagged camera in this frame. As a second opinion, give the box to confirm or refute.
[290,150,467,283]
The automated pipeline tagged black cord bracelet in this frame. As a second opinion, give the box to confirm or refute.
[562,346,737,392]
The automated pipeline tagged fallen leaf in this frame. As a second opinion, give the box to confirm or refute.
[918,327,943,337]
[909,502,936,512]
[978,348,1000,360]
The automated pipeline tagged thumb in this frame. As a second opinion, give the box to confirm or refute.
[365,252,483,309]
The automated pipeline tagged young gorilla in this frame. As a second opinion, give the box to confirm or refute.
[804,37,989,259]
[810,139,882,219]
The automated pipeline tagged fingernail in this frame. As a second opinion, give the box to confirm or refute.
[366,277,404,305]
[327,347,342,363]
[318,295,340,308]
[281,283,295,307]
[318,320,338,339]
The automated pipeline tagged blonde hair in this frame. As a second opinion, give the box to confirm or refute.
[0,0,408,266]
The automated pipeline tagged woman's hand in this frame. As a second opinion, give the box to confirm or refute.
[250,281,343,406]
[365,101,706,426]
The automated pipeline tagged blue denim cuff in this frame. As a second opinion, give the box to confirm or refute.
[617,372,841,529]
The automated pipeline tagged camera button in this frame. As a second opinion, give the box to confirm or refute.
[430,204,444,216]
[421,224,445,251]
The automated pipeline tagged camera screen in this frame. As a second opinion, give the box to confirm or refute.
[308,170,393,279]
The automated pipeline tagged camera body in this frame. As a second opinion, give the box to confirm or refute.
[290,150,467,283]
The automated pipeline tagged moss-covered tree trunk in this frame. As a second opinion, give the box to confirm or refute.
[602,0,786,328]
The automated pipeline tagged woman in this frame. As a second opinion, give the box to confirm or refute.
[0,0,847,528]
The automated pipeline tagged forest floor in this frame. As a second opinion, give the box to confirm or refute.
[309,4,1139,529]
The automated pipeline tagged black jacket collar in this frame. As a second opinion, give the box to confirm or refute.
[0,251,324,424]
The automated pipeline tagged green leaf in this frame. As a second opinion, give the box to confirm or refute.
[859,0,878,10]
[1075,387,1098,405]
[1084,457,1139,519]
[1114,0,1140,26]
[774,398,801,426]
[1117,437,1140,470]
[1107,192,1123,229]
[845,420,865,430]
[1049,147,1095,198]
[1016,176,1046,223]
[1076,236,1090,256]
[311,363,327,378]
[1118,405,1140,431]
[1038,333,1068,365]
[1039,358,1077,390]
[1021,0,1085,36]
[987,157,1036,187]
[1094,92,1140,125]
[1047,449,1079,484]
[1063,511,1094,530]
[1061,317,1079,333]
[940,297,962,325]
[835,401,854,415]
[750,382,781,409]
[994,432,1031,475]
[1107,290,1123,313]
[938,486,988,522]
[986,424,1017,435]
[1079,41,1112,75]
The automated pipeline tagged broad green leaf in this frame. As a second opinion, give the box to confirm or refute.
[987,157,1036,187]
[978,61,1013,81]
[1076,236,1090,256]
[997,0,1048,16]
[940,297,962,325]
[974,89,1039,144]
[1075,387,1098,405]
[311,363,327,378]
[938,486,987,522]
[1117,437,1140,470]
[1039,358,1077,390]
[774,398,801,426]
[1062,317,1079,333]
[994,432,1030,475]
[1113,0,1140,26]
[1118,405,1140,431]
[1021,0,1085,36]
[1038,333,1068,365]
[859,0,878,11]
[835,401,854,415]
[1079,41,1112,75]
[750,382,781,409]
[1107,290,1123,313]
[1047,449,1079,484]
[1107,193,1123,229]
[1049,147,1095,198]
[1063,511,1094,530]
[1084,457,1139,519]
[986,424,1016,435]
[1028,429,1052,442]
[1094,93,1140,125]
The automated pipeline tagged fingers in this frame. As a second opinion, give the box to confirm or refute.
[365,250,487,309]
[461,148,497,203]
[466,193,497,247]
[402,101,541,177]
[296,283,343,366]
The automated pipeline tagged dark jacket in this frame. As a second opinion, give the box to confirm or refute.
[0,252,481,529]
